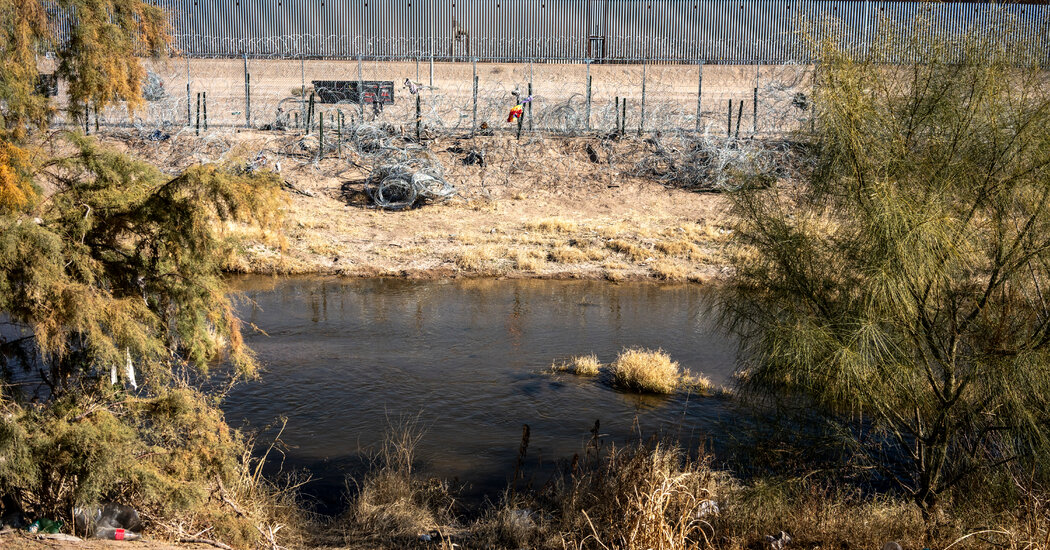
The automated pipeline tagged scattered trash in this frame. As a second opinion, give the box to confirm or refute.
[365,156,455,210]
[38,533,82,542]
[507,103,525,123]
[283,180,317,197]
[147,129,170,141]
[74,503,142,540]
[125,348,137,390]
[502,508,535,533]
[142,70,166,102]
[882,542,903,550]
[26,519,62,534]
[697,499,719,517]
[95,527,142,541]
[507,92,533,123]
[461,150,485,167]
[1,512,26,530]
[791,92,809,111]
[585,143,600,163]
[765,530,792,549]
[404,78,419,95]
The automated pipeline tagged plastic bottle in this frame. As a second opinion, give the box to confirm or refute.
[26,519,61,534]
[95,527,141,541]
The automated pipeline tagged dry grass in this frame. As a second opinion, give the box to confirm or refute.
[650,258,690,281]
[609,347,682,394]
[714,480,931,549]
[549,246,589,264]
[551,354,602,376]
[513,249,548,271]
[346,420,457,542]
[655,238,702,259]
[608,239,653,262]
[680,372,714,395]
[471,442,721,550]
[549,349,714,396]
[454,245,507,272]
[529,217,579,233]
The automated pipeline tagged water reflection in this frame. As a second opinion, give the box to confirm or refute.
[225,276,738,512]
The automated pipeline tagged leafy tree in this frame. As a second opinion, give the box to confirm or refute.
[723,16,1050,516]
[0,0,286,527]
[0,0,281,396]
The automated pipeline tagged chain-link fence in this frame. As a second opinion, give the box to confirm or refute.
[46,42,812,195]
[57,50,813,138]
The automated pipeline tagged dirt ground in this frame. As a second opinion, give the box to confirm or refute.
[98,127,735,283]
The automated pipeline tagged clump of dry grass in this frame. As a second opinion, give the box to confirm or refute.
[346,420,457,541]
[714,480,931,549]
[655,238,702,259]
[549,349,714,396]
[471,443,722,550]
[650,258,689,281]
[549,246,589,264]
[551,354,602,376]
[513,249,547,271]
[609,347,682,394]
[607,239,652,262]
[679,372,713,395]
[468,436,1025,550]
[454,245,506,272]
[529,217,578,233]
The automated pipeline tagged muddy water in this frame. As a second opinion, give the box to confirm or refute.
[225,277,740,512]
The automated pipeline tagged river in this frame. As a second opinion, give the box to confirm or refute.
[224,276,741,513]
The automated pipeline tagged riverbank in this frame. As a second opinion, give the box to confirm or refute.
[100,130,737,282]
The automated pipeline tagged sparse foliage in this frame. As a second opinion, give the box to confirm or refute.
[0,3,289,543]
[723,15,1050,515]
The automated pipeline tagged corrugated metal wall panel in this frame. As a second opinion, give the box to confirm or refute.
[42,0,1050,64]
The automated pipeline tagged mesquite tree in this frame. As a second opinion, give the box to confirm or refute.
[1,1,282,397]
[723,16,1050,515]
[0,1,286,525]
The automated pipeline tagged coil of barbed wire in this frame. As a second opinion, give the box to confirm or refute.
[365,153,455,210]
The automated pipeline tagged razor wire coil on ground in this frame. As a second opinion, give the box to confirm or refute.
[366,155,456,210]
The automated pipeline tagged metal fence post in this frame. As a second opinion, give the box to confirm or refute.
[300,54,306,129]
[357,52,365,118]
[753,63,759,136]
[639,59,647,136]
[527,82,534,133]
[735,99,743,139]
[696,61,703,133]
[528,61,534,131]
[471,57,478,136]
[621,99,626,135]
[243,53,251,128]
[585,59,592,132]
[185,56,191,126]
[727,99,732,138]
[416,94,422,141]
